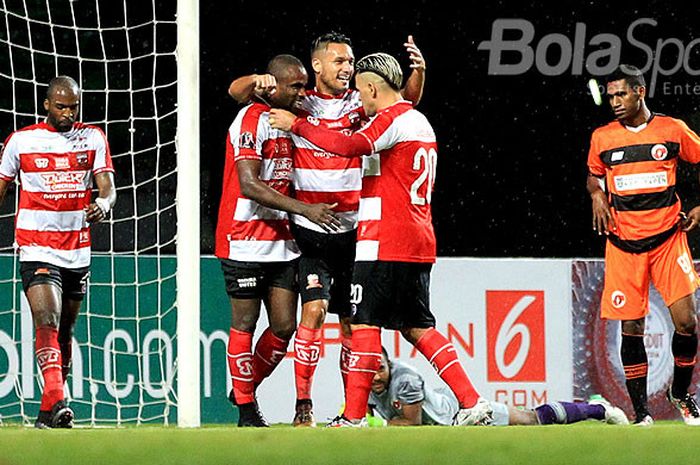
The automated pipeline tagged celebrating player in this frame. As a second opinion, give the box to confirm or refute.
[229,32,426,427]
[587,64,700,425]
[216,54,340,427]
[0,76,116,428]
[370,347,628,426]
[269,52,492,427]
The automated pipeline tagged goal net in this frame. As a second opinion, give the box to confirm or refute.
[0,0,192,426]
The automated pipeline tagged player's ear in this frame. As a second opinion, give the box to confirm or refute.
[43,99,49,112]
[637,85,646,100]
[311,57,322,75]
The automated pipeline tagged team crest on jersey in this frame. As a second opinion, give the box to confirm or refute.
[76,152,89,165]
[239,131,255,149]
[651,144,668,161]
[55,157,70,169]
[392,400,401,410]
[306,116,320,126]
[34,158,49,169]
[611,290,626,309]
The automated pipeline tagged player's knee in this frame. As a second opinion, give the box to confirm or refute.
[231,314,257,333]
[675,317,697,335]
[271,323,295,341]
[621,320,645,335]
[33,309,60,328]
[399,327,424,345]
[302,302,327,326]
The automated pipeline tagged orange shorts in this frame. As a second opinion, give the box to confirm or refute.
[601,229,700,320]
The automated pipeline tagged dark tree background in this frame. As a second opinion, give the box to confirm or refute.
[200,1,700,257]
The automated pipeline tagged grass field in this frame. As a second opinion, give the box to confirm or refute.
[1,422,699,465]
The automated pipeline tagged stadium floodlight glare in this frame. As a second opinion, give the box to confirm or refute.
[0,0,201,427]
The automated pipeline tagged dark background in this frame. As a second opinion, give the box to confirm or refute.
[199,1,700,258]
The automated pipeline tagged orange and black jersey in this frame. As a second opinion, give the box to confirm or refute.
[588,114,700,253]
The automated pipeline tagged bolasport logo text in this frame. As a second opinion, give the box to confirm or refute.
[486,290,546,382]
[478,18,700,97]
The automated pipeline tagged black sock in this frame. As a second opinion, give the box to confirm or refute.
[672,331,698,399]
[621,334,649,421]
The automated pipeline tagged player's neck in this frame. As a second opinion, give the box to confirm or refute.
[622,104,651,128]
[375,93,403,113]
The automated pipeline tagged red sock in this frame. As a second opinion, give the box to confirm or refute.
[36,326,63,411]
[344,327,381,420]
[339,336,352,389]
[294,325,322,400]
[227,327,254,405]
[252,328,290,386]
[415,328,479,408]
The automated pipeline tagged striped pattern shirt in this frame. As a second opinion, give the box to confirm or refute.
[0,121,114,268]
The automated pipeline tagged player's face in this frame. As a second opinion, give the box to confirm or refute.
[356,74,377,117]
[44,87,80,132]
[606,79,644,122]
[313,43,354,96]
[271,66,308,112]
[371,355,390,394]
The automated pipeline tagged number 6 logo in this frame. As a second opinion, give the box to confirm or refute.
[486,290,546,382]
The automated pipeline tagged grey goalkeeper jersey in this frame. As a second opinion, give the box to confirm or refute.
[368,360,459,425]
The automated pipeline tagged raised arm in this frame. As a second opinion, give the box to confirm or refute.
[268,109,373,158]
[236,159,340,231]
[228,74,277,104]
[85,172,116,224]
[400,35,426,105]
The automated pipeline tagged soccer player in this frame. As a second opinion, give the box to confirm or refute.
[587,64,700,425]
[269,52,492,427]
[0,76,116,428]
[216,54,340,427]
[229,33,426,427]
[370,347,628,426]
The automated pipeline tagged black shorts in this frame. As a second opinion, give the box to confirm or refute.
[350,261,436,330]
[292,224,356,317]
[20,261,90,301]
[220,259,297,299]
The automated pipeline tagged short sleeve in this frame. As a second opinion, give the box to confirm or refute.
[0,134,19,181]
[232,109,266,162]
[92,127,114,175]
[587,130,606,177]
[676,119,700,165]
[394,374,425,405]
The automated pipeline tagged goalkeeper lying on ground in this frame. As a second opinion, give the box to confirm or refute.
[368,347,628,426]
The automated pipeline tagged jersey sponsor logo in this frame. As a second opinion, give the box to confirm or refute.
[611,290,626,308]
[651,143,668,161]
[613,172,668,192]
[238,131,255,149]
[55,157,70,169]
[306,273,323,290]
[34,158,49,169]
[40,171,87,191]
[271,157,293,181]
[486,290,546,382]
[610,151,624,162]
[79,231,90,244]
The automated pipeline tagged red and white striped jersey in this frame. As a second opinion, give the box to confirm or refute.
[215,102,300,262]
[0,121,114,268]
[355,101,437,263]
[291,89,365,233]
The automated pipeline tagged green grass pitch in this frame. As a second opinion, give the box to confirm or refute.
[0,422,697,465]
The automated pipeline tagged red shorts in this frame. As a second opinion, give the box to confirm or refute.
[601,229,700,320]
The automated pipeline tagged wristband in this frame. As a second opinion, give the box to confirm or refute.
[95,197,111,214]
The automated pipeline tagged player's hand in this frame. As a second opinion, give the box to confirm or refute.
[591,190,616,235]
[301,202,341,232]
[85,202,107,224]
[268,109,297,131]
[252,74,277,98]
[681,207,700,232]
[404,35,425,72]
